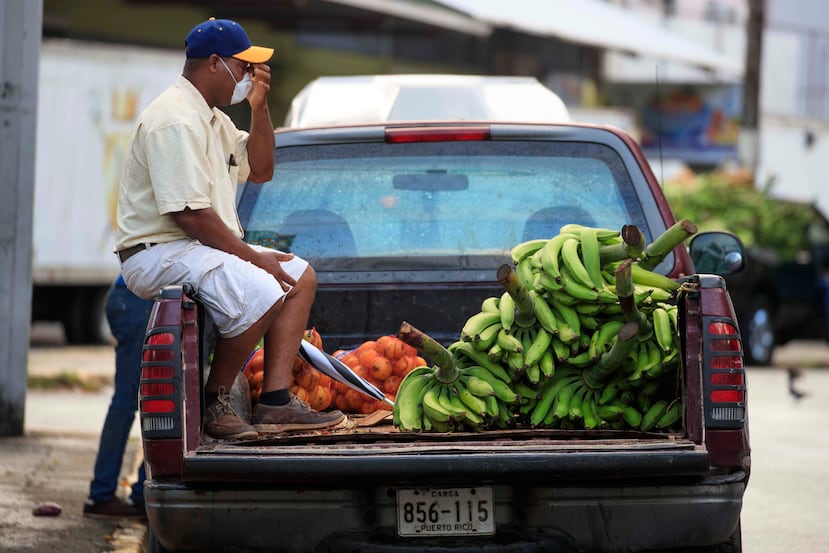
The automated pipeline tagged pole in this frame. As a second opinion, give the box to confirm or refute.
[739,0,765,173]
[0,0,42,436]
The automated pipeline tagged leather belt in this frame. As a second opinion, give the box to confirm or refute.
[117,243,156,263]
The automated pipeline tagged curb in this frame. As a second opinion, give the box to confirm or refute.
[109,437,149,552]
[111,520,147,552]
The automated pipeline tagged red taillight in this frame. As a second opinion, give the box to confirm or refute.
[143,348,174,362]
[711,356,744,369]
[385,126,491,143]
[710,338,741,351]
[704,316,746,428]
[147,332,175,345]
[708,321,738,335]
[141,327,181,437]
[711,389,744,403]
[141,382,175,396]
[711,372,744,386]
[142,365,174,379]
[141,399,175,413]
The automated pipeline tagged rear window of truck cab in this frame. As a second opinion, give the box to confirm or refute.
[237,140,649,271]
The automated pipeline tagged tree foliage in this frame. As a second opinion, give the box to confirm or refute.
[663,172,818,261]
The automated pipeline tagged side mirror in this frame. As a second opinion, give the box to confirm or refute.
[688,231,746,276]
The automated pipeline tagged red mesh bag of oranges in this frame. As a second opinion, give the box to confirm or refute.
[243,328,336,412]
[331,335,427,414]
[243,330,426,415]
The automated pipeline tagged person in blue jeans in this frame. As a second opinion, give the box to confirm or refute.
[83,274,153,519]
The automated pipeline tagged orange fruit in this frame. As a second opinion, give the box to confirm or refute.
[298,366,319,390]
[369,356,393,382]
[302,327,323,349]
[383,374,402,394]
[317,373,332,388]
[358,348,380,368]
[244,348,265,376]
[334,392,348,412]
[375,335,394,352]
[392,356,412,377]
[402,343,418,358]
[341,353,360,369]
[359,400,377,414]
[308,384,332,411]
[383,338,406,360]
[249,370,264,387]
[344,389,365,412]
[289,384,309,403]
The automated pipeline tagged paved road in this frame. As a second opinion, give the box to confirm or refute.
[740,366,829,553]
[0,326,144,553]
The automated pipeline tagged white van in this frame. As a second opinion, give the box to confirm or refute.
[283,74,571,128]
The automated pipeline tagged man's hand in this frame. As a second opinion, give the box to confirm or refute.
[252,249,297,292]
[246,63,271,111]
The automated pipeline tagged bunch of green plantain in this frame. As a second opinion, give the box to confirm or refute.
[447,220,699,432]
[390,221,697,433]
[392,322,520,432]
[456,220,696,431]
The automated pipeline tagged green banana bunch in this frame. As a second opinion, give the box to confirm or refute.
[393,322,519,432]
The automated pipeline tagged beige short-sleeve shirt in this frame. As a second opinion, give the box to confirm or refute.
[115,75,251,250]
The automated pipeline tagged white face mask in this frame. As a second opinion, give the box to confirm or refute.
[219,57,252,105]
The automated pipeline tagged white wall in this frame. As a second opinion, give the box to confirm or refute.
[759,116,829,217]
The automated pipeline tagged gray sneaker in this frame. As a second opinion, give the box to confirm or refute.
[251,395,346,432]
[204,387,258,440]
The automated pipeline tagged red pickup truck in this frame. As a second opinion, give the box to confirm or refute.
[139,122,749,553]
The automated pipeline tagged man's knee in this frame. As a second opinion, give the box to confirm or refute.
[297,264,317,295]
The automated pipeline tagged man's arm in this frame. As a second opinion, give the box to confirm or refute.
[172,206,296,289]
[245,63,274,183]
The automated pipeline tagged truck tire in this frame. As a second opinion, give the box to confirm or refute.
[742,297,775,366]
[62,287,113,345]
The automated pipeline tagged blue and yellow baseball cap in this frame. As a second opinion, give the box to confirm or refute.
[185,17,273,63]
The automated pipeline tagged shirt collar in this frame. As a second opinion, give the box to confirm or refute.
[175,74,219,124]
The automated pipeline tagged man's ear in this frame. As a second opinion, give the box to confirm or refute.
[207,54,221,73]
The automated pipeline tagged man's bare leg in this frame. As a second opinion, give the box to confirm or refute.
[205,301,280,395]
[261,266,317,392]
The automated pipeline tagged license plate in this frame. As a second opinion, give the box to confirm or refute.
[396,487,495,537]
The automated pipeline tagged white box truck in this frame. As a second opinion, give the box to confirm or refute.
[32,39,182,343]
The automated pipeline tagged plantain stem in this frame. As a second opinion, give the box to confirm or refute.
[398,322,459,383]
[583,321,639,388]
[496,264,535,327]
[599,224,646,265]
[615,260,653,336]
[639,219,698,270]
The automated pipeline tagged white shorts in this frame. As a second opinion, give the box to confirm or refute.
[120,239,309,338]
